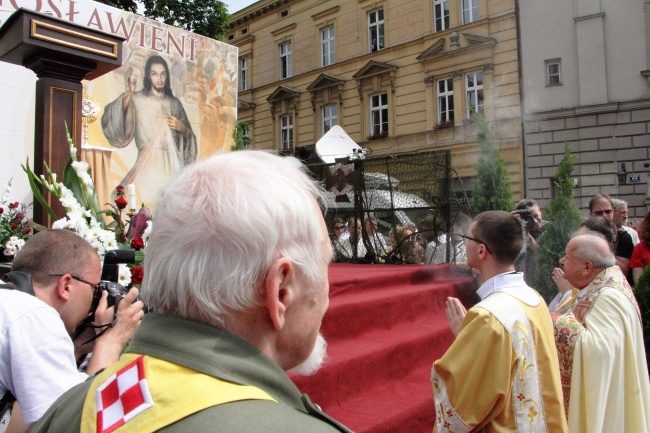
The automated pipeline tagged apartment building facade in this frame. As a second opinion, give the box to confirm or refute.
[229,0,524,200]
[519,0,650,217]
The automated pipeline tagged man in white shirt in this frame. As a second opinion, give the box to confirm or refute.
[0,229,143,432]
[612,198,640,245]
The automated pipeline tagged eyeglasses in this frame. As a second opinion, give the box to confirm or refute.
[452,233,493,255]
[334,225,345,230]
[49,273,100,296]
[50,273,102,320]
[592,209,614,217]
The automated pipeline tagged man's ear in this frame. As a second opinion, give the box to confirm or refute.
[263,257,295,331]
[584,260,595,275]
[54,275,72,302]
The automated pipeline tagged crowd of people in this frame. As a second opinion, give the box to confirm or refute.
[1,150,649,433]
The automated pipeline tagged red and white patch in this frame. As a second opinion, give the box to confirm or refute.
[95,356,154,433]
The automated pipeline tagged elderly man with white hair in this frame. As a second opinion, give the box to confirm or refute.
[553,232,650,433]
[31,151,352,433]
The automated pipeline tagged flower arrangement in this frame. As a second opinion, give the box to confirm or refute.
[23,125,150,287]
[433,120,454,130]
[0,179,32,258]
[367,130,389,140]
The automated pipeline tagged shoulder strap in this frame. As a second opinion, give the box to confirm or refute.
[0,390,16,420]
[1,271,35,296]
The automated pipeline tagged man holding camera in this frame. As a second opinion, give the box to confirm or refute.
[0,229,143,432]
[512,199,546,286]
[31,151,352,433]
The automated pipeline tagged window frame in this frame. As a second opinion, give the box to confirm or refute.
[437,77,454,123]
[462,0,478,24]
[545,59,562,86]
[321,26,335,67]
[279,42,293,79]
[465,71,484,117]
[280,114,294,150]
[239,57,248,91]
[433,0,450,32]
[370,92,389,136]
[368,9,385,53]
[322,104,338,135]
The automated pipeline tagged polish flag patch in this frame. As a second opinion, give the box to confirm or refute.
[95,356,154,433]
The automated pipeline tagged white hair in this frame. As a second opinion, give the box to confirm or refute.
[141,150,328,327]
[571,232,616,269]
[611,198,627,210]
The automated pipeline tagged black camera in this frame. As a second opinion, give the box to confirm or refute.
[514,209,535,232]
[96,249,151,313]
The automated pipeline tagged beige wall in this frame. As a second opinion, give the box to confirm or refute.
[231,0,524,199]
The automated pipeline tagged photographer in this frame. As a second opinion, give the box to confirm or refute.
[512,199,546,286]
[0,230,143,433]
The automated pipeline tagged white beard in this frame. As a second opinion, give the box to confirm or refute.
[288,332,328,376]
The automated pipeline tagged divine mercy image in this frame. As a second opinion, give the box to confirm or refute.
[101,54,197,203]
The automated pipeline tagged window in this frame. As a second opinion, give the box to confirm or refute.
[322,104,338,134]
[368,9,384,52]
[227,34,234,41]
[433,0,449,32]
[239,57,248,91]
[466,71,484,116]
[280,9,289,18]
[241,28,248,35]
[280,114,293,150]
[546,59,562,86]
[279,42,292,79]
[437,78,454,123]
[321,26,335,67]
[370,93,388,135]
[462,0,478,24]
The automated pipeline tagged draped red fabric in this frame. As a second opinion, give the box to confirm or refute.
[291,263,478,433]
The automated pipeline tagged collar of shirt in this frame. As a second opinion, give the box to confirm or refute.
[476,271,524,300]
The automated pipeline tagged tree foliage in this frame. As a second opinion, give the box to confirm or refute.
[470,113,513,215]
[94,0,139,13]
[95,0,230,40]
[634,265,650,370]
[231,121,251,151]
[533,144,583,301]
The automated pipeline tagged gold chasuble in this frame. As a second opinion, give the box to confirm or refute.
[553,266,650,433]
[432,273,567,433]
[80,353,276,433]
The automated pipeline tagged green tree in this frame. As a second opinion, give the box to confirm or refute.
[94,0,139,13]
[534,144,583,301]
[95,0,230,40]
[634,265,650,370]
[231,121,251,151]
[470,113,513,215]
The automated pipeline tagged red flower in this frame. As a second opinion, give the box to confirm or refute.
[9,202,19,209]
[116,185,125,194]
[130,237,145,251]
[11,223,17,229]
[115,195,128,209]
[130,266,144,285]
[23,228,31,235]
[0,207,4,213]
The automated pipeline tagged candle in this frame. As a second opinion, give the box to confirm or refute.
[127,184,137,210]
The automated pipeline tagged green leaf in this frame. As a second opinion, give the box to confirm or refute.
[22,159,57,221]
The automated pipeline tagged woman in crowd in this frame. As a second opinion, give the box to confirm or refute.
[630,211,650,285]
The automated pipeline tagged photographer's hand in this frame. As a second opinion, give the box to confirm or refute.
[86,288,144,375]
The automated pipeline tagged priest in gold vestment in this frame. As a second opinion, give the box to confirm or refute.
[431,211,567,433]
[553,233,650,433]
